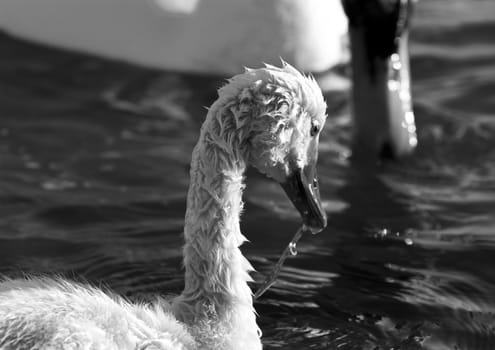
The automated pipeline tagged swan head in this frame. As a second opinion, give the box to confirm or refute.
[342,0,416,67]
[219,63,328,231]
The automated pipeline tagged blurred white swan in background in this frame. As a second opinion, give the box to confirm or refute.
[0,0,418,158]
[0,0,347,75]
[0,63,328,350]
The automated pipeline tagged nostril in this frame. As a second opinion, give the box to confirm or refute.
[312,178,318,189]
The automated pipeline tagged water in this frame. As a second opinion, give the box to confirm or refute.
[1,0,495,348]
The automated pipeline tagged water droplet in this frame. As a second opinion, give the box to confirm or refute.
[391,53,401,68]
[387,80,400,91]
[404,238,414,246]
[405,111,415,124]
[409,136,418,147]
[289,242,298,256]
[257,328,263,338]
[376,228,389,238]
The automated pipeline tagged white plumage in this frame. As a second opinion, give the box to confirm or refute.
[0,0,347,75]
[0,63,327,350]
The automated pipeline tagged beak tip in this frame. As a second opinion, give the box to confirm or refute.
[281,168,327,234]
[303,210,327,234]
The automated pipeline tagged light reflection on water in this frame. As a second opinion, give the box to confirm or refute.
[1,0,495,348]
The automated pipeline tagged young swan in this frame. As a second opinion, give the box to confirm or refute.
[0,63,327,350]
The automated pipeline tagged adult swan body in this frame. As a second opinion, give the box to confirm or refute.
[0,0,347,75]
[0,0,417,158]
[0,63,328,349]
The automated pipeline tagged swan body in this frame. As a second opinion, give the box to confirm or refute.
[0,279,194,350]
[0,0,347,75]
[0,63,328,350]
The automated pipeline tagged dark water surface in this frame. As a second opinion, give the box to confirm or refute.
[1,0,495,348]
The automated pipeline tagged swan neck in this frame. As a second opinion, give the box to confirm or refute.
[182,140,247,300]
[349,27,416,158]
[174,100,261,349]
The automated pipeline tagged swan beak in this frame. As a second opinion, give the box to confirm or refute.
[281,166,327,233]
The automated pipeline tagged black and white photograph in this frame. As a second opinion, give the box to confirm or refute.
[0,0,494,349]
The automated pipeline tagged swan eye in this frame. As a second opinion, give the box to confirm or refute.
[310,120,320,137]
